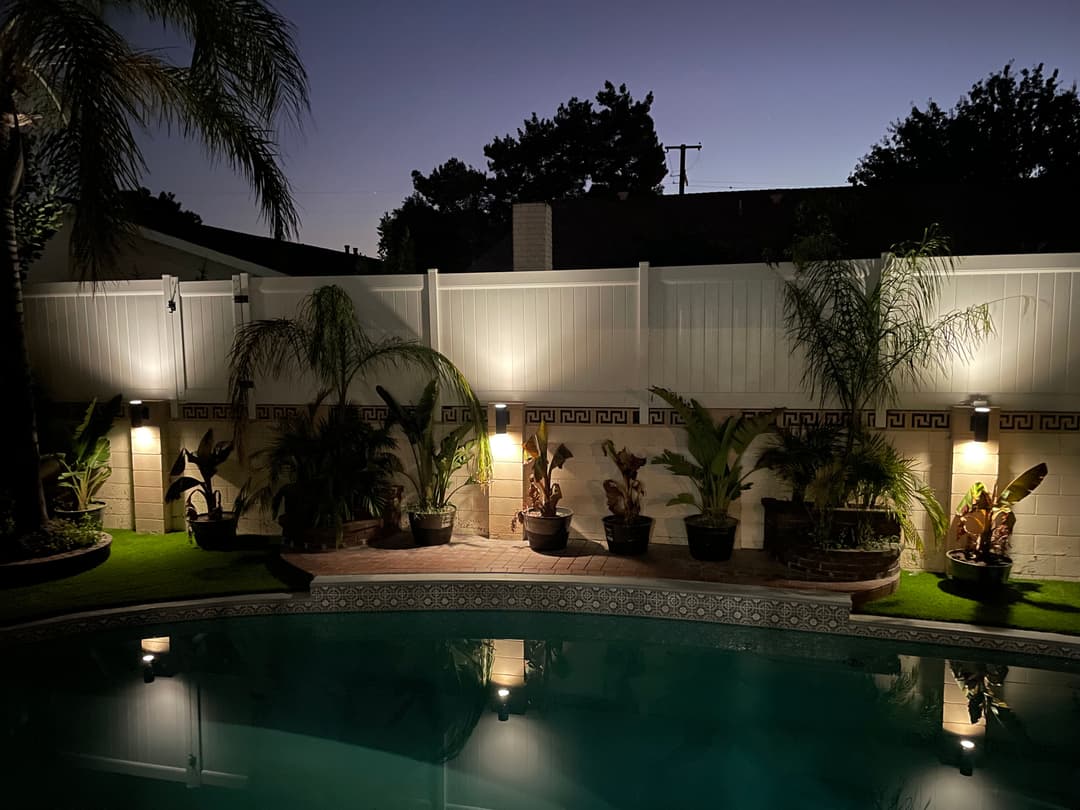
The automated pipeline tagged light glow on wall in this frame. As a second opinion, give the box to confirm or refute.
[961,440,988,467]
[490,432,520,462]
[131,425,157,453]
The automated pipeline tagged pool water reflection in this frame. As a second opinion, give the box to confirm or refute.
[1,611,1078,809]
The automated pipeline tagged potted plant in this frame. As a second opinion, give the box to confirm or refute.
[512,420,573,551]
[54,395,121,529]
[765,226,990,570]
[377,381,481,546]
[258,403,401,550]
[165,428,246,550]
[650,387,776,561]
[948,462,1047,589]
[600,440,651,555]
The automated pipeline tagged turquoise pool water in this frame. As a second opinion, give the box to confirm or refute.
[1,611,1077,809]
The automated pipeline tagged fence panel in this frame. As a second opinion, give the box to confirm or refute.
[437,269,640,404]
[177,279,234,401]
[23,279,174,401]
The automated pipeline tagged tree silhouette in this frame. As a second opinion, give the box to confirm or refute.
[379,82,666,273]
[851,64,1080,185]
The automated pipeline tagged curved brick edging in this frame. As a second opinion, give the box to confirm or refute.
[2,574,1079,662]
[0,533,112,585]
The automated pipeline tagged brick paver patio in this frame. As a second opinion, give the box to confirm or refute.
[284,535,894,601]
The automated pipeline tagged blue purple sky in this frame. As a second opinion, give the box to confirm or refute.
[134,0,1080,258]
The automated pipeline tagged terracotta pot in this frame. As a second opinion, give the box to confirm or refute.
[602,515,652,555]
[523,508,573,552]
[409,507,455,546]
[685,515,737,561]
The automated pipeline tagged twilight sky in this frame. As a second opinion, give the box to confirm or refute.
[132,0,1080,258]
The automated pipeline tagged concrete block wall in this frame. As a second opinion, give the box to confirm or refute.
[998,431,1080,580]
[100,423,133,530]
[892,428,952,572]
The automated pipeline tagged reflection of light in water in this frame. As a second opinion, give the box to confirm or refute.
[960,739,975,750]
[961,440,988,467]
[497,688,510,698]
[141,654,155,663]
[490,433,519,462]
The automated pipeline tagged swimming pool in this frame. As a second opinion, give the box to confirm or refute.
[2,610,1077,809]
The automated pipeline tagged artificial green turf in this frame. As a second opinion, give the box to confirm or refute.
[857,571,1080,636]
[0,530,309,627]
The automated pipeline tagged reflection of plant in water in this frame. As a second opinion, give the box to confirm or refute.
[950,661,1009,724]
[525,640,569,708]
[435,639,494,762]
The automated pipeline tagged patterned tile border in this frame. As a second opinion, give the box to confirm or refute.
[526,407,640,426]
[3,575,1079,662]
[182,403,1079,433]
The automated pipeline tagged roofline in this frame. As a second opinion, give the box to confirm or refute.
[138,226,287,278]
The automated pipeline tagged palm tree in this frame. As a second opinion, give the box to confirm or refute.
[228,284,492,481]
[1,0,308,536]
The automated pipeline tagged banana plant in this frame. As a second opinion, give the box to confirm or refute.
[165,429,242,521]
[513,420,572,524]
[377,380,479,512]
[56,395,121,510]
[649,387,777,525]
[956,462,1047,563]
[601,440,647,524]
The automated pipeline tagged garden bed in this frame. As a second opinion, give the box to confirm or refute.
[0,533,112,586]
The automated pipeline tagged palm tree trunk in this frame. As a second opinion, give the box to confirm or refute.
[1,96,49,534]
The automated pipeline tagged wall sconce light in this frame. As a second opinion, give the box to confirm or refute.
[970,398,990,443]
[495,403,509,435]
[129,399,150,428]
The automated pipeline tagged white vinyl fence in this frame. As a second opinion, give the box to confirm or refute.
[23,253,1080,411]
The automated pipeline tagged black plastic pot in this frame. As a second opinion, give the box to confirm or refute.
[946,549,1013,589]
[189,511,239,550]
[523,508,573,552]
[409,507,455,546]
[54,501,107,529]
[602,515,652,555]
[685,515,737,561]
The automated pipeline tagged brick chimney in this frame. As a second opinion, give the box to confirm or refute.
[512,202,552,271]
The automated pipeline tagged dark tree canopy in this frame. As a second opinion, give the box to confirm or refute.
[122,187,203,233]
[379,82,666,273]
[851,64,1080,186]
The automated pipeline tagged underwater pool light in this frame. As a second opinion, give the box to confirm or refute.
[960,739,975,751]
[497,687,510,698]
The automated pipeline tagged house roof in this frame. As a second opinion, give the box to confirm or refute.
[475,182,1080,271]
[140,219,384,276]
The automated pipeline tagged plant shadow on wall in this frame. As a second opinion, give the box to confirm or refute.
[229,285,491,547]
[758,225,994,577]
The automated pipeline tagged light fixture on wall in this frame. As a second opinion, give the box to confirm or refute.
[494,403,509,434]
[129,399,150,428]
[969,397,990,443]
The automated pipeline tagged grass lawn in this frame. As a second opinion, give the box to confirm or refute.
[0,530,309,627]
[858,571,1080,636]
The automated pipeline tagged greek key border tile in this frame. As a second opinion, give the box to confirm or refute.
[1000,411,1080,432]
[3,580,1078,661]
[179,403,233,421]
[525,407,639,426]
[440,406,474,423]
[883,410,951,430]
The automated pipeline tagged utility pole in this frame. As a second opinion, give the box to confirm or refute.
[664,143,701,195]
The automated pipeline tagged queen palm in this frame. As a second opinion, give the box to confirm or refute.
[1,0,308,536]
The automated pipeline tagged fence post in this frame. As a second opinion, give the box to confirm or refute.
[162,274,183,415]
[232,273,254,418]
[637,261,650,425]
[426,268,441,351]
